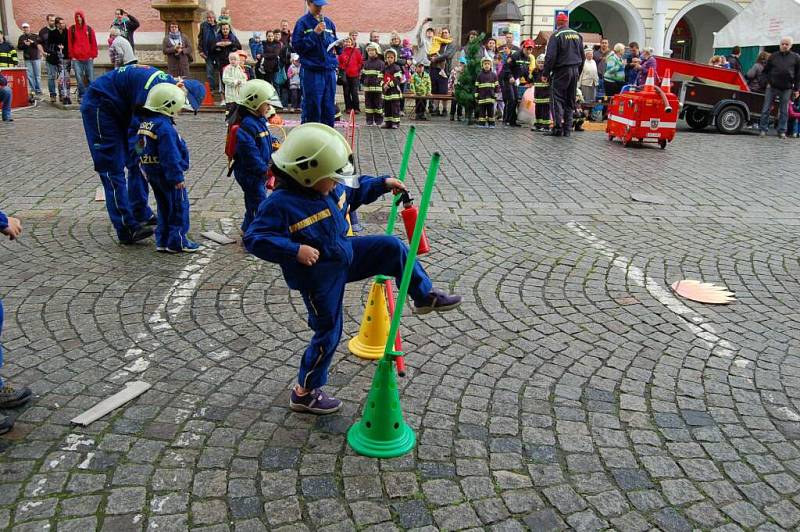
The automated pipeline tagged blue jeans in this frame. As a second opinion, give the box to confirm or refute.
[25,58,42,94]
[72,59,95,98]
[0,86,11,120]
[205,59,218,93]
[46,62,59,96]
[759,86,792,133]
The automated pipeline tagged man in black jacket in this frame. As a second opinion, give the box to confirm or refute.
[500,39,534,126]
[429,27,455,116]
[543,11,584,137]
[758,37,800,139]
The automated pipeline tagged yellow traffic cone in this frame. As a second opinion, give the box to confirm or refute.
[348,280,391,360]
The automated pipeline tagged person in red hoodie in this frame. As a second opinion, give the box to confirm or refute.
[68,10,98,101]
[338,36,363,114]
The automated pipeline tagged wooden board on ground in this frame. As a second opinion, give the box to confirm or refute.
[94,187,105,201]
[71,381,151,426]
[201,231,237,245]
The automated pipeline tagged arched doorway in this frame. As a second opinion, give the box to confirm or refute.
[565,0,646,45]
[461,0,500,43]
[569,7,602,35]
[664,0,741,62]
[669,18,693,60]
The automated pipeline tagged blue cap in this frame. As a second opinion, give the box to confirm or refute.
[182,79,206,112]
[311,0,328,5]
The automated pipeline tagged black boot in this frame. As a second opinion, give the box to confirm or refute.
[544,129,562,137]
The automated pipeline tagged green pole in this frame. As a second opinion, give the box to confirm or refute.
[383,152,440,358]
[346,151,441,458]
[384,126,416,237]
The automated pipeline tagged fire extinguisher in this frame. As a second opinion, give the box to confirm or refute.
[395,191,430,255]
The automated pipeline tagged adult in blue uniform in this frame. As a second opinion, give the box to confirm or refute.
[291,0,339,127]
[543,12,584,137]
[80,65,205,243]
[0,211,32,435]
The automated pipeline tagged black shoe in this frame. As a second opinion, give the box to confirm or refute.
[0,415,13,436]
[574,125,584,132]
[381,124,393,129]
[0,385,32,409]
[1,118,12,122]
[142,216,157,227]
[562,129,571,137]
[449,115,454,121]
[508,122,522,127]
[544,129,562,137]
[120,226,154,245]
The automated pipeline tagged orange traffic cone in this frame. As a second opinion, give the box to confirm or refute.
[660,68,672,93]
[202,81,214,106]
[643,67,656,92]
[348,280,391,360]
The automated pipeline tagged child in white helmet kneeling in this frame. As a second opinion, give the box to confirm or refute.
[243,123,462,414]
[135,83,201,253]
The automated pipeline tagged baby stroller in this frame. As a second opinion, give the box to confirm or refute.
[56,48,72,105]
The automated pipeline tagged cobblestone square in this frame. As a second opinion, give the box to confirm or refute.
[1,106,800,530]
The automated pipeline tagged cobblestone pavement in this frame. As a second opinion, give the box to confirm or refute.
[1,104,800,532]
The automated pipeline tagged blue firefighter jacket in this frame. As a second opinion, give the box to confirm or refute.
[0,210,7,231]
[244,176,388,290]
[84,65,176,119]
[135,114,190,185]
[291,12,338,71]
[233,113,274,182]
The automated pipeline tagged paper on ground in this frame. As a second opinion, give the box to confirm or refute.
[201,231,237,245]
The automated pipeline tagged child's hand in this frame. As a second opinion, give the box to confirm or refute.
[2,216,22,240]
[175,182,185,190]
[297,245,320,266]
[385,178,407,194]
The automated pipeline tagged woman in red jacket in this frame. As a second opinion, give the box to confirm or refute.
[338,37,363,114]
[67,10,98,101]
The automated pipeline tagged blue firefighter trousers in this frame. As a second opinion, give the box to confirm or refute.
[297,235,433,390]
[300,67,337,127]
[81,102,153,241]
[234,174,267,233]
[150,178,191,251]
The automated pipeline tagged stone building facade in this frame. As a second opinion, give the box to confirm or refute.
[1,0,748,63]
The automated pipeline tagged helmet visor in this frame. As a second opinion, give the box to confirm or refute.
[331,159,359,188]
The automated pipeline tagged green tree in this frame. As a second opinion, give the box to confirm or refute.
[454,32,486,124]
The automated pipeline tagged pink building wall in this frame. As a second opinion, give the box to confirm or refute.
[10,0,420,34]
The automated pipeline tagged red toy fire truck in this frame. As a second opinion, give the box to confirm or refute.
[606,68,680,149]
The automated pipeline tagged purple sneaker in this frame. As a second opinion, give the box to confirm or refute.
[289,388,342,415]
[414,288,462,315]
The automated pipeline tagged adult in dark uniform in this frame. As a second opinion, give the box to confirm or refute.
[500,39,535,127]
[543,12,583,137]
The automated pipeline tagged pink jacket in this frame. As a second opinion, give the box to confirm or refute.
[789,99,800,120]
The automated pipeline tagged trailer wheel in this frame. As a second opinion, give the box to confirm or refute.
[685,108,711,130]
[607,133,614,141]
[715,106,745,134]
[659,139,667,149]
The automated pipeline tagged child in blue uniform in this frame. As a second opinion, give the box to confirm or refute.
[244,123,462,414]
[231,79,282,233]
[291,0,339,126]
[0,210,32,435]
[80,65,205,244]
[134,83,201,253]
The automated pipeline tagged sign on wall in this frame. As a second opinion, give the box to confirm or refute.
[553,9,570,30]
[491,22,520,45]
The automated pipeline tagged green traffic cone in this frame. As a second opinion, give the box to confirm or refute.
[347,358,415,458]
